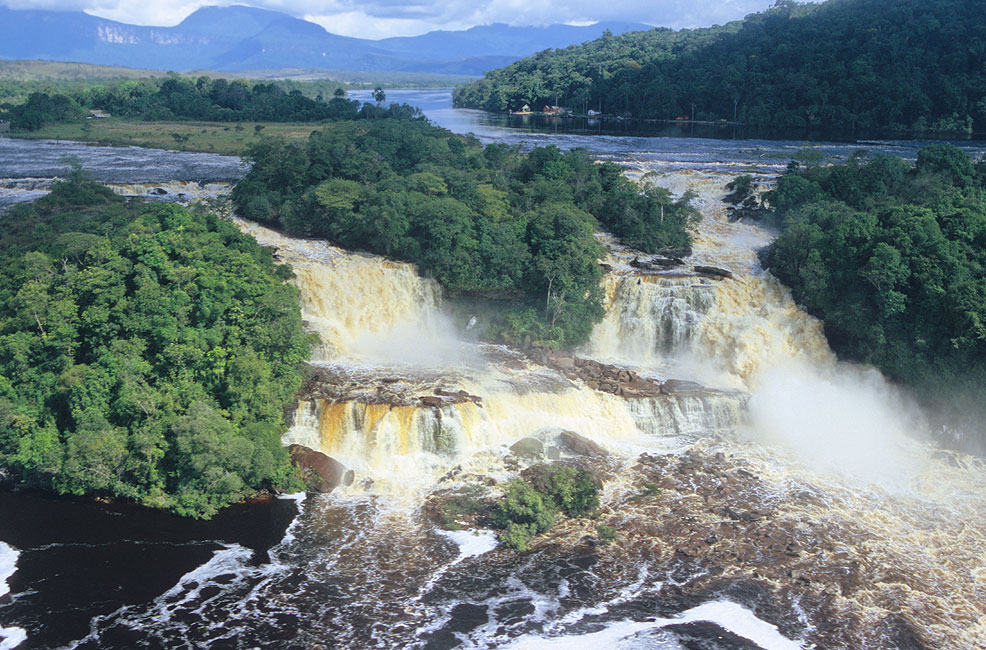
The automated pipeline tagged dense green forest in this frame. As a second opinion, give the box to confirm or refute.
[0,75,415,130]
[0,171,312,517]
[761,144,986,449]
[233,119,697,347]
[454,0,986,134]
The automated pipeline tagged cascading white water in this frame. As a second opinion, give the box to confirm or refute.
[587,275,717,366]
[236,215,754,492]
[0,542,27,650]
[234,218,459,365]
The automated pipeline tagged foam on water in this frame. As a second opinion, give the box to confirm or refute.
[0,542,27,650]
[439,529,499,561]
[275,492,308,548]
[505,600,804,650]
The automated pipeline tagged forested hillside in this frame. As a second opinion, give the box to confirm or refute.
[0,171,312,517]
[233,120,697,347]
[761,145,986,449]
[454,0,986,133]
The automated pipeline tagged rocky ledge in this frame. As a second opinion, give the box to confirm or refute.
[298,364,482,409]
[525,345,715,399]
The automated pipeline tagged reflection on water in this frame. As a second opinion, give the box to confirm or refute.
[351,88,986,169]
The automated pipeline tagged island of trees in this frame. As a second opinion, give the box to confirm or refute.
[0,169,313,517]
[760,144,986,450]
[232,118,697,347]
[0,75,415,131]
[454,0,986,134]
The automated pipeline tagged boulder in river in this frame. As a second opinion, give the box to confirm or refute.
[630,256,684,270]
[662,379,706,394]
[693,265,733,280]
[558,431,610,457]
[510,437,545,459]
[289,444,355,493]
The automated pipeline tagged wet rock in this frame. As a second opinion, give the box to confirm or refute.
[525,346,664,398]
[149,187,168,195]
[631,256,685,270]
[693,265,734,280]
[558,430,609,457]
[658,246,692,259]
[546,446,561,460]
[510,437,545,459]
[662,379,706,394]
[720,506,762,522]
[420,396,444,408]
[553,356,576,370]
[288,444,354,493]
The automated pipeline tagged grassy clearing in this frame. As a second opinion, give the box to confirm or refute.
[7,119,329,155]
[0,59,167,81]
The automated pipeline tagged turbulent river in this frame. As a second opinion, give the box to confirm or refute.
[2,91,986,650]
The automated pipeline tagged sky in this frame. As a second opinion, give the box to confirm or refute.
[1,0,812,39]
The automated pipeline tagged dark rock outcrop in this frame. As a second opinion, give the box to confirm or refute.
[510,437,545,459]
[662,379,706,394]
[289,444,354,493]
[558,430,610,457]
[693,265,734,280]
[525,346,670,399]
[631,256,685,271]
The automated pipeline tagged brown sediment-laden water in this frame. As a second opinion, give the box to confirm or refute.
[3,93,986,650]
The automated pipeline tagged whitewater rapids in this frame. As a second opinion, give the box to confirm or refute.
[225,163,986,650]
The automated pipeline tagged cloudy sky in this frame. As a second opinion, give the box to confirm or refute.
[2,0,811,39]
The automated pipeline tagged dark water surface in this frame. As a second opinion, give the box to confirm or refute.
[0,490,298,648]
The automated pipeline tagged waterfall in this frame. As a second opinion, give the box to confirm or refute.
[232,214,766,490]
[586,274,717,367]
[234,218,454,364]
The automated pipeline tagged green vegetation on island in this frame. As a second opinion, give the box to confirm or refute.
[761,144,986,448]
[434,463,602,551]
[9,119,354,156]
[233,119,697,347]
[454,0,986,134]
[1,75,419,132]
[0,169,313,517]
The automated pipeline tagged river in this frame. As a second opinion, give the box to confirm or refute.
[2,90,986,650]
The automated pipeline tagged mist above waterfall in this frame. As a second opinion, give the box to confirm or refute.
[743,361,928,488]
[350,312,476,369]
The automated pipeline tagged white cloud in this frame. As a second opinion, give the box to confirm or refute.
[1,0,814,37]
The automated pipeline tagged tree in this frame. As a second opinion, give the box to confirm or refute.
[373,87,386,104]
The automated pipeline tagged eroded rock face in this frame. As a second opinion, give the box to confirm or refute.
[288,444,354,493]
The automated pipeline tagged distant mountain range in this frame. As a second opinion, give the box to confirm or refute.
[0,5,652,76]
